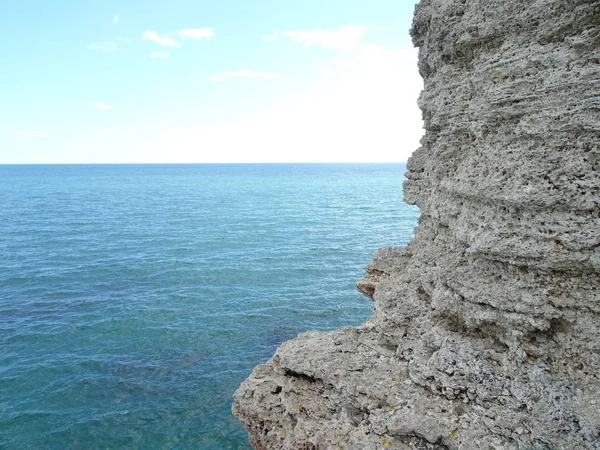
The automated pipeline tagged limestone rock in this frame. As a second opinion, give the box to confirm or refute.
[233,0,600,448]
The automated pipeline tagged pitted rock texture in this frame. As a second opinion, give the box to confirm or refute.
[233,0,600,448]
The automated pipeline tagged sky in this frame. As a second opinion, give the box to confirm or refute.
[0,0,423,164]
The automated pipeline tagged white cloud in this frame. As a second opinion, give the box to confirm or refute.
[318,67,334,77]
[90,103,111,110]
[142,29,215,48]
[223,69,282,79]
[142,31,179,47]
[281,25,366,51]
[262,30,278,40]
[150,51,169,59]
[57,26,422,164]
[211,68,283,80]
[332,58,356,68]
[88,41,117,51]
[8,130,51,138]
[50,45,422,163]
[113,15,120,25]
[178,28,215,39]
[150,45,423,163]
[378,26,393,32]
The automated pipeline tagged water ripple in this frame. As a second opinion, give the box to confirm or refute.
[0,163,419,449]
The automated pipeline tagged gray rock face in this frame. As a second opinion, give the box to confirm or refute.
[233,0,600,448]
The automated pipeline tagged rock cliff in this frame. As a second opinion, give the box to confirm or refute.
[233,0,600,448]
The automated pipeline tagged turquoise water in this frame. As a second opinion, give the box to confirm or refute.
[0,164,419,449]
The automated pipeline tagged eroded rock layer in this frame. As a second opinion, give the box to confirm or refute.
[233,0,600,448]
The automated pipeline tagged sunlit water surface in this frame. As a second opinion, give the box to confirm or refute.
[0,164,419,449]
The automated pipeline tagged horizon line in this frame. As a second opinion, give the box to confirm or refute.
[0,161,409,166]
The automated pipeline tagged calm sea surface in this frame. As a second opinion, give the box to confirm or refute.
[0,164,419,449]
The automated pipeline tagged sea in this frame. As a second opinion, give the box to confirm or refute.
[0,163,419,449]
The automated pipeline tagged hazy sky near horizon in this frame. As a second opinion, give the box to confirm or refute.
[1,0,423,164]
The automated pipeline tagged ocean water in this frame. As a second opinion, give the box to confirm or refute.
[0,163,419,449]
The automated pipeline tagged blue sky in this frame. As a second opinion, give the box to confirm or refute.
[1,0,422,164]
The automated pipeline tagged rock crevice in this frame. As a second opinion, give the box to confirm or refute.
[233,1,600,448]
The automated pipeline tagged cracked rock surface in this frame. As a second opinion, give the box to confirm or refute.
[233,0,600,448]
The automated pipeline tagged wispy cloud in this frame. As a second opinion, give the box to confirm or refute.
[318,67,334,77]
[150,51,169,59]
[281,25,366,51]
[223,69,282,79]
[332,58,356,68]
[8,130,51,138]
[142,28,214,47]
[113,15,120,25]
[377,26,392,32]
[262,30,278,40]
[209,68,283,81]
[142,31,180,47]
[88,41,117,51]
[90,103,111,110]
[159,45,422,164]
[178,28,215,39]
